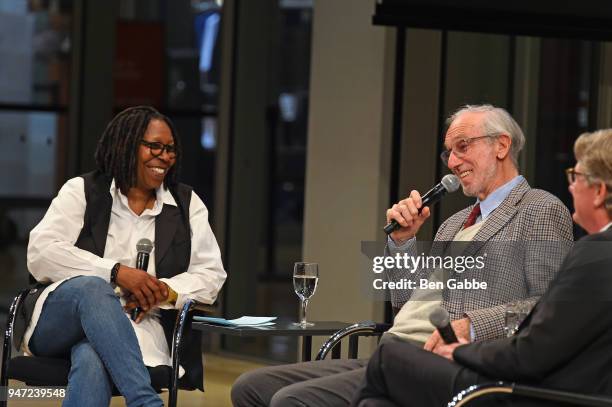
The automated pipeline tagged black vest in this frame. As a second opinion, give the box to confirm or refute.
[78,171,203,390]
[17,171,204,391]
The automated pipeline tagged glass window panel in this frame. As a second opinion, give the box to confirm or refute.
[119,0,163,21]
[115,0,222,110]
[166,1,222,110]
[170,115,217,214]
[534,39,595,238]
[223,0,312,363]
[270,1,311,279]
[0,111,64,198]
[0,0,72,106]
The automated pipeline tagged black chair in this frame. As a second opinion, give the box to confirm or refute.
[315,321,392,360]
[448,382,612,407]
[1,289,211,407]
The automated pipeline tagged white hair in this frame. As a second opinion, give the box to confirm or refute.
[447,104,526,169]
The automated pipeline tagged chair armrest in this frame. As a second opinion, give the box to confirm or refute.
[513,384,612,407]
[191,303,217,314]
[447,382,514,407]
[448,382,612,407]
[315,321,392,360]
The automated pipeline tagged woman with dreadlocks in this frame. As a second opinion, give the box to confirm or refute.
[20,106,226,406]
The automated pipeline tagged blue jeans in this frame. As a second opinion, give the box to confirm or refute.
[29,276,163,407]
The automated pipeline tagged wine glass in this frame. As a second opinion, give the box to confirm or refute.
[293,262,319,327]
[503,301,530,337]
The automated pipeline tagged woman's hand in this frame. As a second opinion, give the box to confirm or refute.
[123,282,171,323]
[124,297,148,323]
[115,265,168,311]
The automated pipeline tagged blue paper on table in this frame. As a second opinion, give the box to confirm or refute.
[193,316,277,326]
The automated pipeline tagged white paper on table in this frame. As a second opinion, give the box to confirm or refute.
[193,316,277,326]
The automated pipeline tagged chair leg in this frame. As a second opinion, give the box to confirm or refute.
[331,342,341,359]
[1,327,10,407]
[168,299,194,407]
[348,335,359,358]
[1,290,29,407]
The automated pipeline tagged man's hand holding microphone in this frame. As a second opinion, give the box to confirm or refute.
[383,176,469,357]
[384,174,460,243]
[386,190,432,244]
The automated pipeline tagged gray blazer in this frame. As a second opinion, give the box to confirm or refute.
[387,179,574,341]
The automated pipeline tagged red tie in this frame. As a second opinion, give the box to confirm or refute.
[463,203,481,229]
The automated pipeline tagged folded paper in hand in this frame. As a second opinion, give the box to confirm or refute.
[193,316,277,326]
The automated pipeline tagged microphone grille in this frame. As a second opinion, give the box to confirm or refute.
[429,307,450,329]
[441,174,460,193]
[136,238,154,254]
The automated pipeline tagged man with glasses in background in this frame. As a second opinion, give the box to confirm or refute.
[353,129,612,407]
[232,105,574,407]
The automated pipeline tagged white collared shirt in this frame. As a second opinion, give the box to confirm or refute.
[24,177,227,372]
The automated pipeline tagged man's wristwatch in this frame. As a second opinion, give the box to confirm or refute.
[110,263,120,284]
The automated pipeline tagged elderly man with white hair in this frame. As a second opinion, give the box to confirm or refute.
[353,129,612,407]
[231,105,574,407]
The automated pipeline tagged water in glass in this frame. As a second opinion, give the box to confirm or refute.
[293,262,319,327]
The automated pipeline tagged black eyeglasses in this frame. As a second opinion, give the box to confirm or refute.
[565,167,589,184]
[140,140,177,158]
[440,134,498,165]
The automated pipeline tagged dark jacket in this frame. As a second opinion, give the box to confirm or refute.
[455,228,612,397]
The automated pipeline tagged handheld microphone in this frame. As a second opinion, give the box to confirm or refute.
[383,174,460,235]
[136,238,153,271]
[132,238,154,321]
[429,307,458,344]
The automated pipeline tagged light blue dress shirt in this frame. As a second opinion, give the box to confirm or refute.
[474,175,525,224]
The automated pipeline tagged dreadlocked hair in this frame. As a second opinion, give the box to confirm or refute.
[94,106,181,195]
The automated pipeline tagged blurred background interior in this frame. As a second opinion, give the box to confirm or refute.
[1,1,612,402]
